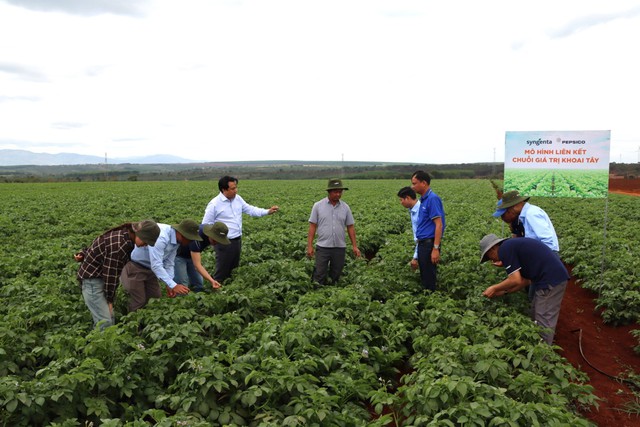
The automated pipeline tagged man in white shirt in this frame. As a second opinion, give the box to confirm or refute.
[202,176,279,283]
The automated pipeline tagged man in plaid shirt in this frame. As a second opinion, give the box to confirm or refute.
[76,220,160,329]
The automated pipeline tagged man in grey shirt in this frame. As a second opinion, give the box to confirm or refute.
[306,178,361,285]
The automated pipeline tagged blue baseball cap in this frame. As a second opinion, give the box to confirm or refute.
[492,199,507,217]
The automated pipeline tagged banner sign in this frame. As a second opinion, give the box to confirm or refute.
[504,130,611,198]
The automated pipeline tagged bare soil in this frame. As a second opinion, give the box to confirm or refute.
[551,179,640,426]
[555,270,639,426]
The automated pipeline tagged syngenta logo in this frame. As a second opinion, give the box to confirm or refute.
[526,139,552,146]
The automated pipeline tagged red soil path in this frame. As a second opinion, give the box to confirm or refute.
[555,273,639,426]
[553,179,640,426]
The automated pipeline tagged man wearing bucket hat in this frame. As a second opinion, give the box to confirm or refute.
[121,219,203,312]
[174,222,231,292]
[307,178,361,285]
[493,190,559,253]
[479,233,569,345]
[75,219,160,329]
[410,170,446,291]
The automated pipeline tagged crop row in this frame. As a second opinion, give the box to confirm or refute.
[0,179,635,425]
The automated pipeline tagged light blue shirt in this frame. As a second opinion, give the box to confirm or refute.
[131,223,180,288]
[202,193,269,239]
[410,200,421,259]
[519,203,560,252]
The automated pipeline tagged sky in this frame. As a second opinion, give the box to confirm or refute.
[1,0,640,164]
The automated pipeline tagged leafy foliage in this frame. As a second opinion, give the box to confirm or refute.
[1,179,627,425]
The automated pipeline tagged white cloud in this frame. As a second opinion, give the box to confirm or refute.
[0,0,639,163]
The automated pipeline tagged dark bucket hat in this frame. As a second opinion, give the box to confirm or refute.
[203,222,231,245]
[492,190,531,217]
[173,219,203,241]
[326,178,348,191]
[132,219,161,246]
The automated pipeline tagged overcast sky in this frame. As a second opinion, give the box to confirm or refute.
[1,0,639,164]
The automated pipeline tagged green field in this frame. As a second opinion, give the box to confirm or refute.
[1,180,638,425]
[503,169,610,198]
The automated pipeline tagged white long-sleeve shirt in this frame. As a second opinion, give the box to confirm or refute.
[202,193,269,239]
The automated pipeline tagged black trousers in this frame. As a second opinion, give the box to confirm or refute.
[417,239,437,291]
[312,246,346,285]
[214,237,242,283]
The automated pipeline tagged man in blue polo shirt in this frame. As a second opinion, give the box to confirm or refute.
[410,170,445,291]
[480,234,569,345]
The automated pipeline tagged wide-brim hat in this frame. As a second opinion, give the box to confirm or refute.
[132,219,161,246]
[479,233,508,263]
[173,219,203,241]
[492,190,530,217]
[203,222,231,245]
[326,178,348,191]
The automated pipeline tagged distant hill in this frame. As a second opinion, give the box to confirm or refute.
[0,149,195,166]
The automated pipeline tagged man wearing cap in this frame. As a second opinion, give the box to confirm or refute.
[479,233,569,345]
[410,170,446,291]
[202,175,279,283]
[493,190,559,253]
[174,222,231,292]
[307,178,361,285]
[75,219,160,329]
[121,219,202,312]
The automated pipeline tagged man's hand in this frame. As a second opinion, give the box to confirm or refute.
[352,246,361,258]
[410,258,419,270]
[210,279,221,290]
[172,284,190,295]
[482,285,500,298]
[268,206,279,214]
[306,246,315,258]
[74,252,84,262]
[483,285,509,298]
[431,248,440,264]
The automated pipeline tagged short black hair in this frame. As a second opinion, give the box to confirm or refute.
[412,170,431,185]
[397,186,417,199]
[218,176,238,192]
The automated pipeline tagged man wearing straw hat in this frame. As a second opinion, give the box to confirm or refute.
[479,233,569,344]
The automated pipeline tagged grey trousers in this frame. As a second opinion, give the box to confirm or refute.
[532,280,567,344]
[120,261,160,313]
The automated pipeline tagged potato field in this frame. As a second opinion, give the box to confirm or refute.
[1,179,638,426]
